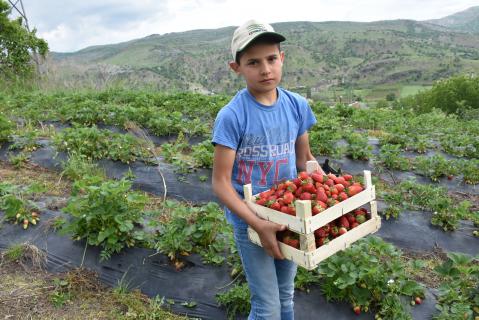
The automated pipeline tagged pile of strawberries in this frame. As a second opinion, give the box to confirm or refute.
[313,207,369,248]
[277,208,370,249]
[254,170,364,217]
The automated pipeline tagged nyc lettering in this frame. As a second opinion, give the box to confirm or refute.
[236,158,288,186]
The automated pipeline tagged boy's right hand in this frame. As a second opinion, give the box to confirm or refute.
[251,219,286,260]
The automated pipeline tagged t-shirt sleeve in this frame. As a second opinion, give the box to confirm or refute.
[297,99,317,137]
[211,107,241,151]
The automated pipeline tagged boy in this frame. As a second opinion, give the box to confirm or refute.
[212,19,320,320]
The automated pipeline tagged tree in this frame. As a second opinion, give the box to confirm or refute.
[0,0,48,79]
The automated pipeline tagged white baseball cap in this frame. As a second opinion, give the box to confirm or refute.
[231,19,286,61]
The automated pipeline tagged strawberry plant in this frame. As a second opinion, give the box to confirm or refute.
[458,159,479,185]
[376,144,411,171]
[345,132,373,160]
[413,154,460,182]
[317,236,424,319]
[54,126,149,164]
[154,201,229,265]
[433,253,479,320]
[0,182,44,229]
[61,178,149,261]
[216,282,250,320]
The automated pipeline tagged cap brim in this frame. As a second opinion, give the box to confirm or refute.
[237,32,286,53]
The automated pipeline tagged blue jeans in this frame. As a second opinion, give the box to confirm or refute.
[233,227,297,320]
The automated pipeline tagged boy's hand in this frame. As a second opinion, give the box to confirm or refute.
[251,219,286,260]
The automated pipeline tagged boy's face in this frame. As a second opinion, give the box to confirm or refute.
[230,43,284,99]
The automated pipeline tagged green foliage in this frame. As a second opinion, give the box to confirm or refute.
[53,126,149,164]
[380,179,476,231]
[0,182,43,228]
[345,132,373,160]
[433,253,479,320]
[191,139,214,168]
[61,178,148,261]
[377,144,411,171]
[0,0,48,79]
[216,283,251,320]
[154,201,228,264]
[61,152,107,182]
[413,154,459,182]
[400,75,479,116]
[0,113,14,143]
[317,236,424,319]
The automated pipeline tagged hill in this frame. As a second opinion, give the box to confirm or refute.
[425,6,479,33]
[46,13,479,100]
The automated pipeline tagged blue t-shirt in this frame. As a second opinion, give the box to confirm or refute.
[212,87,317,229]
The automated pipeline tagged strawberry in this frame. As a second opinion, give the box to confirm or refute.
[287,183,297,192]
[295,186,303,197]
[346,214,356,224]
[280,206,290,214]
[317,201,328,209]
[347,185,363,196]
[271,202,281,211]
[315,237,330,247]
[299,171,309,181]
[302,182,315,193]
[316,189,328,203]
[356,215,366,224]
[353,306,361,315]
[256,198,267,206]
[325,179,334,187]
[334,184,345,193]
[350,222,359,228]
[339,216,350,229]
[293,178,302,187]
[343,174,353,181]
[330,226,339,238]
[338,227,347,235]
[283,191,294,204]
[339,192,348,201]
[300,192,312,201]
[311,172,323,183]
[414,297,422,305]
[312,205,323,216]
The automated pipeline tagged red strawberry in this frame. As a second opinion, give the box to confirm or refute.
[325,179,334,187]
[316,190,328,203]
[339,192,348,201]
[350,222,359,228]
[293,178,302,187]
[283,191,294,204]
[300,192,312,200]
[347,185,363,196]
[334,184,345,193]
[287,183,297,192]
[311,172,323,183]
[339,216,350,229]
[317,201,328,209]
[346,214,356,224]
[271,202,281,211]
[353,306,360,315]
[280,206,290,214]
[338,227,347,235]
[343,174,353,181]
[414,297,422,305]
[299,171,309,180]
[312,205,323,216]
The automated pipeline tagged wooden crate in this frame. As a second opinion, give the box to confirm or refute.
[243,161,381,270]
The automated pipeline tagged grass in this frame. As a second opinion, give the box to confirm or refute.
[400,85,432,98]
[0,244,189,320]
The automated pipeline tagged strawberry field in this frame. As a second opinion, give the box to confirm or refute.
[0,86,478,320]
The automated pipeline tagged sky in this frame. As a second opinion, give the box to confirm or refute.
[8,0,479,53]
